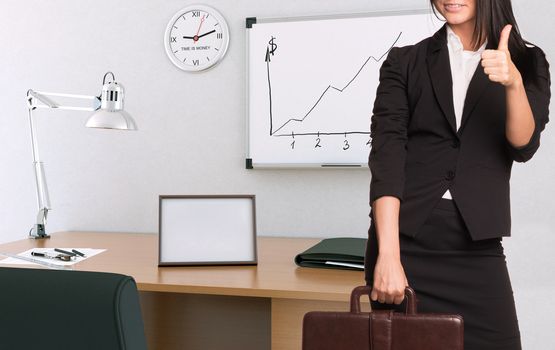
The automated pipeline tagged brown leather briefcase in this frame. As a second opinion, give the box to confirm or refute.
[302,285,463,350]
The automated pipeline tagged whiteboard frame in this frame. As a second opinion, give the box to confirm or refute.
[158,195,258,266]
[245,8,434,169]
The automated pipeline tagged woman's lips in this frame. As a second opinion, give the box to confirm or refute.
[444,3,465,13]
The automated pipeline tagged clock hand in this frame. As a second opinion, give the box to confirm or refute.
[197,29,216,39]
[183,29,215,41]
[194,15,205,43]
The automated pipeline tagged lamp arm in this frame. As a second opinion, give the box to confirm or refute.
[25,89,103,239]
[27,90,101,111]
[26,104,51,238]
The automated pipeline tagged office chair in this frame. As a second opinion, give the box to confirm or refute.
[0,267,147,350]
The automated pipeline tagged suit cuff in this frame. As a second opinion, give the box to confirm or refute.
[370,185,404,206]
[505,121,542,162]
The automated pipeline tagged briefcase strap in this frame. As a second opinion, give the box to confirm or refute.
[369,310,394,349]
[350,286,417,315]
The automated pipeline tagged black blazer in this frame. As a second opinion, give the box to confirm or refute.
[368,23,551,241]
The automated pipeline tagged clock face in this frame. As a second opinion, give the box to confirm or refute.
[164,5,230,72]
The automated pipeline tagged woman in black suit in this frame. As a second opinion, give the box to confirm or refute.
[365,1,550,349]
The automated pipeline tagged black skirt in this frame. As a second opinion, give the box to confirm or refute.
[364,198,522,350]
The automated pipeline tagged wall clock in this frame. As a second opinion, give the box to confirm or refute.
[164,5,230,72]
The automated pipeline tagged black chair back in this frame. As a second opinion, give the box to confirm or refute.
[0,267,147,350]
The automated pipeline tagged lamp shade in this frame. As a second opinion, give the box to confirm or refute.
[86,75,137,130]
[86,109,137,130]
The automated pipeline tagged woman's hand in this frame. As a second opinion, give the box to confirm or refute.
[481,24,522,88]
[481,24,537,150]
[370,253,409,305]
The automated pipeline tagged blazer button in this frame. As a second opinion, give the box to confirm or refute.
[446,170,456,180]
[451,140,460,148]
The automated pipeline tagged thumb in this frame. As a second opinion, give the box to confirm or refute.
[498,24,512,51]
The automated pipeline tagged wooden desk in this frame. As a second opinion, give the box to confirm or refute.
[0,232,367,350]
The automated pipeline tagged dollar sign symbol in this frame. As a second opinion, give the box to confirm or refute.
[268,36,277,55]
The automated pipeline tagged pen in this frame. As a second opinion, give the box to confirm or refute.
[71,249,86,257]
[31,251,50,258]
[54,248,76,257]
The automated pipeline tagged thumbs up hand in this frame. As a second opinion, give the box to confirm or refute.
[481,25,521,87]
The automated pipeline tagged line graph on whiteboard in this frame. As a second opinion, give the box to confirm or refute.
[246,11,441,166]
[263,32,402,150]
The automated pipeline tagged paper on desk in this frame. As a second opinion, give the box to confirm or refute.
[325,261,364,270]
[0,248,105,267]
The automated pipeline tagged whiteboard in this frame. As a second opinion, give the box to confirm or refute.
[158,195,257,266]
[246,9,443,168]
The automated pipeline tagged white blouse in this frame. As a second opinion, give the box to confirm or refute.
[442,25,487,200]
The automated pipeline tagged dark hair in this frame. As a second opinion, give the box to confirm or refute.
[430,0,540,84]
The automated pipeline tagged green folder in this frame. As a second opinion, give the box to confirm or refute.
[294,237,367,270]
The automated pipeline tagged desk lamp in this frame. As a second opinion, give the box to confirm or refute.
[26,72,137,239]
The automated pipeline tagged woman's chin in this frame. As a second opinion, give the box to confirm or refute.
[444,15,475,26]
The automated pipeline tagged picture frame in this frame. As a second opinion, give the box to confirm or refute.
[158,195,258,266]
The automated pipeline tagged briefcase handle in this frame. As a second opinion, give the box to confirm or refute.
[350,285,417,315]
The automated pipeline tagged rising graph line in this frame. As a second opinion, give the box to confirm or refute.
[266,31,403,137]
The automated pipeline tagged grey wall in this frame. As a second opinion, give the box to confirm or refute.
[1,0,553,347]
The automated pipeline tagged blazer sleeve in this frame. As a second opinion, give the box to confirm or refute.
[369,47,409,205]
[505,46,551,163]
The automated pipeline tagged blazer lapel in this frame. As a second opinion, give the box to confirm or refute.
[457,40,496,135]
[426,23,457,136]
